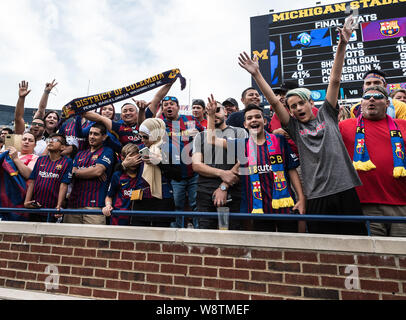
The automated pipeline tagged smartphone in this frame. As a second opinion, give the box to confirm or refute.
[5,134,22,152]
[139,147,150,158]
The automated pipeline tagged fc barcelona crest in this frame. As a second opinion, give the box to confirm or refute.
[252,181,262,200]
[56,165,63,171]
[273,172,287,192]
[395,143,404,159]
[356,139,365,155]
[380,21,400,37]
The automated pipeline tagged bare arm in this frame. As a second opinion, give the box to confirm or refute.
[56,183,68,209]
[148,82,175,117]
[325,16,355,108]
[102,196,114,217]
[82,112,112,132]
[34,80,58,120]
[288,169,306,215]
[15,81,31,134]
[206,95,228,149]
[73,163,106,179]
[24,180,35,207]
[192,152,239,186]
[238,53,291,127]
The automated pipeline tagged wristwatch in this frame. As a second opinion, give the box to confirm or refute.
[220,184,228,192]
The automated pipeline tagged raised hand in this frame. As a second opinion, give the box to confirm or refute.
[238,52,260,76]
[338,15,356,44]
[206,94,217,117]
[44,79,58,94]
[133,99,151,111]
[19,81,31,98]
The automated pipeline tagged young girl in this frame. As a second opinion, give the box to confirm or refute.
[239,16,366,235]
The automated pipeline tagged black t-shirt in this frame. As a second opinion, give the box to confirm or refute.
[192,126,248,196]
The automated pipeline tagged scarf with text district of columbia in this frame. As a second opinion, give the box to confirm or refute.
[60,69,186,124]
[353,115,406,178]
[247,132,294,214]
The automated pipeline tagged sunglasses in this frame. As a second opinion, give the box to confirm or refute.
[140,135,149,140]
[163,96,179,104]
[362,93,386,100]
[31,122,45,127]
[49,138,63,143]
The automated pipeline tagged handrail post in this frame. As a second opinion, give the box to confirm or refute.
[366,220,371,237]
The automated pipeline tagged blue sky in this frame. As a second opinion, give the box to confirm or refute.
[0,0,343,111]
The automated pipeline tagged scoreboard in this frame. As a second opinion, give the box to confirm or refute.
[251,0,406,101]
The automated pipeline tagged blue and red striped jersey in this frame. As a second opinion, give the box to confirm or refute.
[111,120,142,146]
[163,115,204,179]
[69,146,114,208]
[59,117,92,151]
[29,156,73,208]
[231,135,299,214]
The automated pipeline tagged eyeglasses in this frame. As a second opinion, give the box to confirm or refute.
[362,93,386,100]
[140,135,149,140]
[49,138,63,143]
[31,122,45,127]
[163,96,179,104]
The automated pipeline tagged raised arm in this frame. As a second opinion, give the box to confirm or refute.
[325,16,355,108]
[206,95,228,149]
[135,100,151,127]
[82,111,112,132]
[147,82,176,117]
[15,81,31,134]
[238,52,290,126]
[34,80,58,120]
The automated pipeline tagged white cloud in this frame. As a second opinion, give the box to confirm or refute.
[0,0,345,114]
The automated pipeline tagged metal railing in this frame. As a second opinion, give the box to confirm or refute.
[1,207,406,237]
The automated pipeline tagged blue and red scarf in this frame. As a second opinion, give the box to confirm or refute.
[353,115,406,178]
[247,133,294,214]
[0,152,27,207]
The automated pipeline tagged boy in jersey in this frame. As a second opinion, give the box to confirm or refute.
[239,16,367,235]
[24,133,73,222]
[206,96,305,232]
[102,144,143,226]
[65,123,114,225]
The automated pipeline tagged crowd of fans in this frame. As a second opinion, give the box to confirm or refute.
[0,16,405,237]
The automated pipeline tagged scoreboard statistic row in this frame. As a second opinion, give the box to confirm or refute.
[251,0,406,101]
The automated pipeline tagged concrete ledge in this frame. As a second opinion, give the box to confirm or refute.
[1,221,406,255]
[0,288,92,300]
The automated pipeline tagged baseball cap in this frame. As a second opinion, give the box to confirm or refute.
[274,81,298,95]
[192,99,206,108]
[222,98,239,108]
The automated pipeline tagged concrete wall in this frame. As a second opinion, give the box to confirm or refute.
[0,222,406,300]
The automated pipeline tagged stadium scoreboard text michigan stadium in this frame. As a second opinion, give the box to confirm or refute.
[251,0,406,101]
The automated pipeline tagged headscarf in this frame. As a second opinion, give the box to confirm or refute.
[139,118,166,199]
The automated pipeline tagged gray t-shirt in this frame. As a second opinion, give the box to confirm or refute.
[284,100,361,199]
[193,126,248,195]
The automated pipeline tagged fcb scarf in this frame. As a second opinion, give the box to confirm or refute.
[0,152,27,207]
[60,69,186,124]
[353,115,406,178]
[247,133,294,214]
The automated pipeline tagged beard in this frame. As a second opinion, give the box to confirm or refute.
[215,118,225,128]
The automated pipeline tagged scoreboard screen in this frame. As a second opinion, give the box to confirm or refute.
[251,0,406,101]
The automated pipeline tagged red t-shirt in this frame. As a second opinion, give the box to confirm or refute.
[339,118,406,205]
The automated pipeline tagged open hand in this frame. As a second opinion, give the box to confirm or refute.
[338,15,356,44]
[238,52,260,76]
[19,81,31,98]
